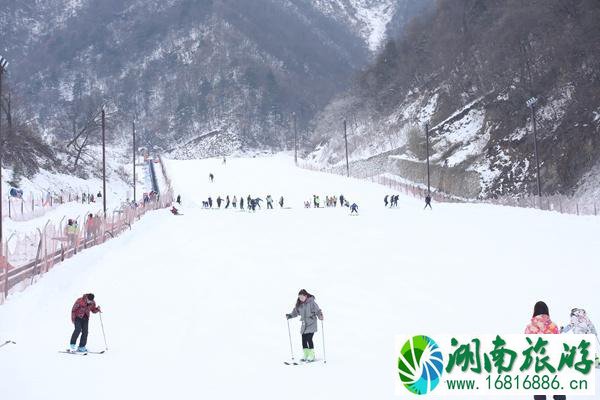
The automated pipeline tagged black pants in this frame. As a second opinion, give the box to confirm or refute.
[534,396,566,400]
[70,317,89,347]
[302,333,314,349]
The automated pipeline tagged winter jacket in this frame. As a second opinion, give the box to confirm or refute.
[71,296,100,322]
[561,311,597,335]
[525,314,559,334]
[66,224,77,235]
[289,296,323,334]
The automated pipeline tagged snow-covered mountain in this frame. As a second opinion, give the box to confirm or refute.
[311,0,396,52]
[307,0,600,200]
[1,0,430,169]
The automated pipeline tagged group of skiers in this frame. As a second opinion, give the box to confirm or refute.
[63,214,105,250]
[202,195,285,211]
[305,194,348,209]
[4,290,598,377]
[301,194,358,214]
[384,194,400,207]
[80,192,103,204]
[525,300,599,400]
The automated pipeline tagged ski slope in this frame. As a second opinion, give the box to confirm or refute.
[0,154,598,400]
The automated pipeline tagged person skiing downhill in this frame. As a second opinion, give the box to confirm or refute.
[384,195,389,207]
[286,289,324,362]
[209,173,214,183]
[69,293,101,352]
[240,197,244,210]
[279,196,284,208]
[350,203,358,214]
[266,195,273,209]
[217,196,223,208]
[524,301,565,400]
[424,194,432,210]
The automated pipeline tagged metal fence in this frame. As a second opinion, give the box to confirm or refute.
[3,191,96,222]
[0,182,174,305]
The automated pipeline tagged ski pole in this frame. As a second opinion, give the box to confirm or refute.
[287,318,295,361]
[0,340,16,349]
[99,312,108,351]
[321,319,327,364]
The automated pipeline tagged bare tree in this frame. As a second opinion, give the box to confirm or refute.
[60,95,106,172]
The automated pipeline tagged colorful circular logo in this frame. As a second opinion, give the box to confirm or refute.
[398,335,444,395]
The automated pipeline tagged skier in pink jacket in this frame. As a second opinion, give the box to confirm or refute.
[524,301,564,400]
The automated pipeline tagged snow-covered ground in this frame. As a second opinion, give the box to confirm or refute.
[0,154,598,400]
[2,159,149,237]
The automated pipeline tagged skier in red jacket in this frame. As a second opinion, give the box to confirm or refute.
[69,293,101,352]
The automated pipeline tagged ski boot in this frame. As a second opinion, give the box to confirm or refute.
[77,346,87,353]
[306,348,316,362]
[69,344,77,352]
[300,348,309,362]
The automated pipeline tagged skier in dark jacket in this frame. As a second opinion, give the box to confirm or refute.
[225,195,230,209]
[350,203,358,214]
[208,197,213,208]
[240,197,244,210]
[339,195,345,207]
[424,194,432,210]
[217,196,223,208]
[279,196,284,208]
[209,173,214,182]
[384,195,389,207]
[286,289,323,362]
[69,293,101,352]
[176,195,181,205]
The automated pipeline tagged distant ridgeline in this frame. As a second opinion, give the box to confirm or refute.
[308,0,600,200]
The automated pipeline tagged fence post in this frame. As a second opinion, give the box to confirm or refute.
[594,203,597,217]
[3,240,9,299]
[8,196,11,218]
[576,203,579,216]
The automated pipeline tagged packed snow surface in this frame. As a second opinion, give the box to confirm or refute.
[0,154,598,399]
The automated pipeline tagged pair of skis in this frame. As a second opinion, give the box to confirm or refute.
[59,349,106,356]
[284,359,321,366]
